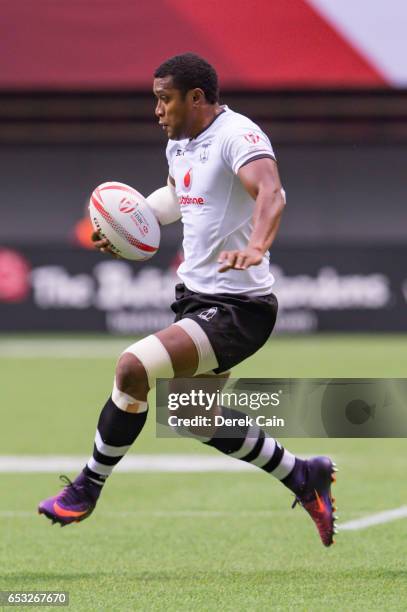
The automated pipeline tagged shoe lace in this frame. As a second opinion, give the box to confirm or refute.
[58,474,83,505]
[58,474,99,506]
[59,475,73,487]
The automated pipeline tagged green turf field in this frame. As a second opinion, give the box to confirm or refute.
[1,334,406,611]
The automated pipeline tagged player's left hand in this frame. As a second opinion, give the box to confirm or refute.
[217,247,264,272]
[91,231,121,258]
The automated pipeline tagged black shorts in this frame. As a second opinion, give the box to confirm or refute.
[171,283,278,374]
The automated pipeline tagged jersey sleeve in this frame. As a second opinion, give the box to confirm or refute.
[222,126,276,175]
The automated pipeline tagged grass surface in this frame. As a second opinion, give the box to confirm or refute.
[0,334,406,610]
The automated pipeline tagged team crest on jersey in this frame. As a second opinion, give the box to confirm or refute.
[244,132,260,144]
[183,167,192,191]
[197,307,218,321]
[200,142,211,163]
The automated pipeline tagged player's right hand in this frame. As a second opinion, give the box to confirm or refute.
[91,231,121,258]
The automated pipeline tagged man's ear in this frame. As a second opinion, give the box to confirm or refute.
[191,88,204,105]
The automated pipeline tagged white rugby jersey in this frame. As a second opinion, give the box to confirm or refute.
[166,106,276,296]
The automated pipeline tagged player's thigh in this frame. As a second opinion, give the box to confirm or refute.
[154,324,199,377]
[118,319,218,391]
[116,323,199,397]
[156,319,220,378]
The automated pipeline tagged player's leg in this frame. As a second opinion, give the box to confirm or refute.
[204,380,338,547]
[171,313,308,486]
[38,324,201,526]
[170,370,306,492]
[170,300,338,547]
[82,326,199,487]
[171,369,338,547]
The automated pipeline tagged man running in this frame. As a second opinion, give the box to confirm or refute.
[38,53,337,547]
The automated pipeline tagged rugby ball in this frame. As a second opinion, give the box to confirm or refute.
[89,181,160,261]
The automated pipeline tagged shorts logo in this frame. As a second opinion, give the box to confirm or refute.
[244,132,260,144]
[119,197,136,213]
[198,307,218,321]
[183,168,192,191]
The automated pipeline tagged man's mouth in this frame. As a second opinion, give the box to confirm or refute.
[159,122,169,131]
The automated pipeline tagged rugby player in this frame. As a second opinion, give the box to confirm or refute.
[38,53,337,546]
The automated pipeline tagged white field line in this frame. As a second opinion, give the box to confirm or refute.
[0,339,126,358]
[0,455,255,473]
[3,508,407,526]
[340,506,407,531]
[0,454,319,474]
[5,507,406,531]
[0,510,281,519]
[4,455,405,532]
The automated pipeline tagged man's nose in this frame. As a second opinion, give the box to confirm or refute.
[155,101,164,118]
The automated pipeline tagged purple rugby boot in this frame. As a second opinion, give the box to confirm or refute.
[290,456,338,547]
[38,473,101,527]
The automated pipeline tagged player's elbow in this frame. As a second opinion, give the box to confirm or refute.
[278,187,287,209]
[274,186,287,215]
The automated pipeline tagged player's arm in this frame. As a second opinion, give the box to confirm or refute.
[145,175,181,225]
[218,158,286,272]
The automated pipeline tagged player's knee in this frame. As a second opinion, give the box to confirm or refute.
[115,353,149,399]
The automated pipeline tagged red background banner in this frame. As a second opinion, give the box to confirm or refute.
[0,0,386,90]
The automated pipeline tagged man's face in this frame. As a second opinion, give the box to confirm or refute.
[153,76,193,140]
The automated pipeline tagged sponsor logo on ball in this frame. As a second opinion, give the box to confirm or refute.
[119,197,136,214]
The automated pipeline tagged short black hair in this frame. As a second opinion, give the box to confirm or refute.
[154,53,219,104]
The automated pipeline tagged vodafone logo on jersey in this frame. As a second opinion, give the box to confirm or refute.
[178,164,205,206]
[179,195,205,206]
[183,168,192,191]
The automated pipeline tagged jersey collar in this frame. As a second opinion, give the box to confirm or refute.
[189,105,228,141]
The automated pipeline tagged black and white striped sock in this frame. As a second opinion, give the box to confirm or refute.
[205,406,300,481]
[83,397,148,485]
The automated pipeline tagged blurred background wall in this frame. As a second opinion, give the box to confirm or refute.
[0,0,406,333]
